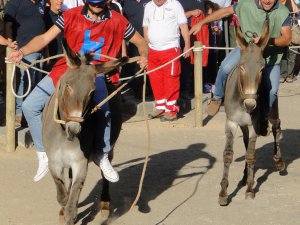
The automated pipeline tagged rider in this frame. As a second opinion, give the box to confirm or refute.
[8,0,148,182]
[190,0,291,122]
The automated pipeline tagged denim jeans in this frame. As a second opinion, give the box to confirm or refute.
[22,75,111,153]
[262,65,280,111]
[16,53,43,116]
[213,47,241,99]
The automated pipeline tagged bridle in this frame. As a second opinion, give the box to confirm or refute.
[53,79,86,125]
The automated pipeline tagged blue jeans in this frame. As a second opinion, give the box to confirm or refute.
[16,53,43,116]
[214,47,240,100]
[213,47,280,112]
[22,75,111,153]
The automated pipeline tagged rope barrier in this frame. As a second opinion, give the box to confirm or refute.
[4,44,300,98]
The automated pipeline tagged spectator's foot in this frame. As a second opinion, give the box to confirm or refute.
[280,76,286,83]
[148,109,165,119]
[100,153,119,183]
[207,98,222,116]
[34,152,49,182]
[286,75,294,83]
[160,112,177,122]
[15,115,22,128]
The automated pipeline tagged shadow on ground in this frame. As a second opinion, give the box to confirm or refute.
[227,129,300,203]
[76,143,216,224]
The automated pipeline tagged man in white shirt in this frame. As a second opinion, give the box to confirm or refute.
[61,0,84,11]
[143,0,190,121]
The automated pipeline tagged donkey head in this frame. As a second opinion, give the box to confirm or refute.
[236,19,269,112]
[58,38,128,140]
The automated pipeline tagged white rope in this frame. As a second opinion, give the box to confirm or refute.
[5,61,32,99]
[119,46,194,81]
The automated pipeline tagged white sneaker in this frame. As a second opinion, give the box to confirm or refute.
[33,152,49,182]
[100,153,119,183]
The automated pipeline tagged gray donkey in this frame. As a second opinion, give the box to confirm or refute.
[42,39,128,224]
[218,20,285,206]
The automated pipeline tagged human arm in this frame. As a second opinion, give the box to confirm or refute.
[0,35,18,49]
[189,5,234,35]
[267,26,292,47]
[8,25,61,63]
[128,31,148,69]
[291,0,300,12]
[180,23,191,58]
[185,9,203,18]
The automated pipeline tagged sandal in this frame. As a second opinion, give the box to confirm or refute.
[286,75,294,83]
[280,76,286,83]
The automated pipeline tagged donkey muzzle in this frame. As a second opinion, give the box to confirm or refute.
[243,99,257,112]
[66,116,84,123]
[65,121,81,141]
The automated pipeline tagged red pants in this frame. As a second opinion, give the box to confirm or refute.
[148,48,181,113]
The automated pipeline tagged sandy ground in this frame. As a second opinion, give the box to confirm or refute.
[1,79,300,225]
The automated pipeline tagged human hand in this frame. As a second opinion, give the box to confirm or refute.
[189,22,203,36]
[137,55,148,69]
[183,46,191,58]
[252,36,261,44]
[7,40,18,50]
[8,49,24,63]
[193,9,202,17]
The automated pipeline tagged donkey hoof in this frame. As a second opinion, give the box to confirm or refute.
[275,161,285,172]
[218,196,228,206]
[245,191,255,199]
[100,201,110,218]
[59,209,66,225]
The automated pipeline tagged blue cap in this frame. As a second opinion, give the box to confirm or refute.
[87,0,106,3]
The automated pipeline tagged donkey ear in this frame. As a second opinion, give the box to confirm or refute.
[236,26,248,51]
[94,56,129,74]
[257,19,270,50]
[62,38,82,68]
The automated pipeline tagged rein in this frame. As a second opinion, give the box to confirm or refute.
[53,56,141,125]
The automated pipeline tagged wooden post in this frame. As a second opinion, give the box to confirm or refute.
[193,41,203,127]
[5,47,15,152]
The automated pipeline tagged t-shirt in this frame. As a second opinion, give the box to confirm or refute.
[44,8,63,58]
[3,0,45,47]
[143,0,187,50]
[62,0,84,11]
[123,0,151,36]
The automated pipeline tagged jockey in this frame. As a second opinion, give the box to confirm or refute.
[189,0,291,129]
[8,0,148,182]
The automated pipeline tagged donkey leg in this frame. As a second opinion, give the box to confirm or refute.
[64,160,88,225]
[240,126,249,184]
[245,126,257,199]
[270,118,285,171]
[100,178,110,218]
[49,165,69,225]
[219,120,238,206]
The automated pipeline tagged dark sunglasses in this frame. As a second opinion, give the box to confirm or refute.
[88,1,106,7]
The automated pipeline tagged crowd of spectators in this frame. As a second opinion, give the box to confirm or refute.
[0,0,299,126]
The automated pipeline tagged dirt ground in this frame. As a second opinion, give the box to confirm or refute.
[1,78,300,225]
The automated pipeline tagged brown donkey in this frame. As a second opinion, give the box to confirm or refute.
[42,39,128,224]
[219,20,285,206]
